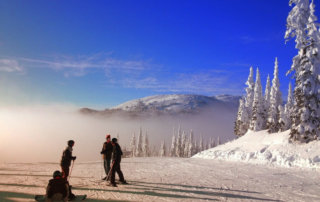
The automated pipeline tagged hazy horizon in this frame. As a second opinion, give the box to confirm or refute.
[0,103,236,163]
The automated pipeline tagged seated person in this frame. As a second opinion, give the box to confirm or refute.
[45,170,69,202]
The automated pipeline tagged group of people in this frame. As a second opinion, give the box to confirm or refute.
[45,134,126,201]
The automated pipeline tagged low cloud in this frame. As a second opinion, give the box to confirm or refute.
[0,104,237,163]
[0,59,23,72]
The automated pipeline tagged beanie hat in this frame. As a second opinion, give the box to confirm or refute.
[112,138,117,143]
[68,140,75,147]
[106,134,111,139]
[53,170,62,178]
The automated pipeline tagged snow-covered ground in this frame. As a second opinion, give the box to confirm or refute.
[194,130,320,169]
[0,157,320,201]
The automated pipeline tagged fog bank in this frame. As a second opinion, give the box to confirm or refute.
[0,104,236,163]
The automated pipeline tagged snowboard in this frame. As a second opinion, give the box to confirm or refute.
[35,194,87,201]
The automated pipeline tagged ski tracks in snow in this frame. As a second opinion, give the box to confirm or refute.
[0,158,320,201]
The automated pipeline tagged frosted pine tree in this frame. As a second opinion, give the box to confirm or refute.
[280,83,294,131]
[142,132,150,157]
[279,105,288,131]
[181,131,187,157]
[130,133,136,157]
[194,140,198,154]
[267,58,283,133]
[210,137,216,148]
[187,130,194,157]
[217,136,221,146]
[284,82,294,128]
[136,127,143,157]
[170,135,176,157]
[176,126,182,157]
[159,140,166,157]
[245,67,255,115]
[235,98,249,136]
[208,137,213,148]
[243,67,255,131]
[198,136,203,152]
[250,68,265,131]
[263,74,271,127]
[183,133,190,157]
[285,0,320,142]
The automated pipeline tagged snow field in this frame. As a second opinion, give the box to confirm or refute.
[1,157,320,201]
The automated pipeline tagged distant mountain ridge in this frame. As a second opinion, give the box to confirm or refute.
[80,94,240,117]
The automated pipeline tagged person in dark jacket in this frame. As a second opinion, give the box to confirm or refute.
[60,140,76,179]
[100,134,113,180]
[45,170,69,202]
[109,138,127,187]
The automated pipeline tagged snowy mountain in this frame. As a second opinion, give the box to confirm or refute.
[193,129,320,169]
[80,94,240,117]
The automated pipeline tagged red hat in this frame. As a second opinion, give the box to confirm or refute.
[106,134,111,139]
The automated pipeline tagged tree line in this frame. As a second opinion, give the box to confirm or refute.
[128,126,221,158]
[235,0,320,143]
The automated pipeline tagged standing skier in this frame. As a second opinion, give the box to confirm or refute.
[60,140,76,179]
[100,134,113,180]
[109,138,127,187]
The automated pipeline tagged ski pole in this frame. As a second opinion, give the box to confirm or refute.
[68,159,75,181]
[106,161,115,181]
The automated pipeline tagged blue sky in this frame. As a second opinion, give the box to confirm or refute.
[0,0,306,108]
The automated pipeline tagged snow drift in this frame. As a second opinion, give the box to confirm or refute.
[193,130,320,169]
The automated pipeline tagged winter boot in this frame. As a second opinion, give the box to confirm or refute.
[119,180,128,184]
[108,182,117,187]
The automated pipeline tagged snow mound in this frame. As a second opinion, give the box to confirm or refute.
[193,130,320,169]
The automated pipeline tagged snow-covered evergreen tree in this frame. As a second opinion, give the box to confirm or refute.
[267,58,283,133]
[234,98,249,136]
[176,126,182,157]
[130,133,136,157]
[159,140,166,157]
[263,74,271,126]
[217,136,221,146]
[210,137,216,148]
[242,67,255,133]
[279,105,289,131]
[245,67,255,117]
[198,136,203,152]
[250,68,265,131]
[194,140,198,154]
[183,133,190,157]
[170,135,176,157]
[142,131,150,157]
[285,0,320,142]
[280,83,294,131]
[136,127,143,157]
[181,132,187,157]
[187,130,194,157]
[234,67,255,136]
[285,82,294,127]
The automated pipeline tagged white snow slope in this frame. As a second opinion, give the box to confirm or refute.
[1,158,320,201]
[193,130,320,169]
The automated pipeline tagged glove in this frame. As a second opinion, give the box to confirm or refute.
[72,156,76,161]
